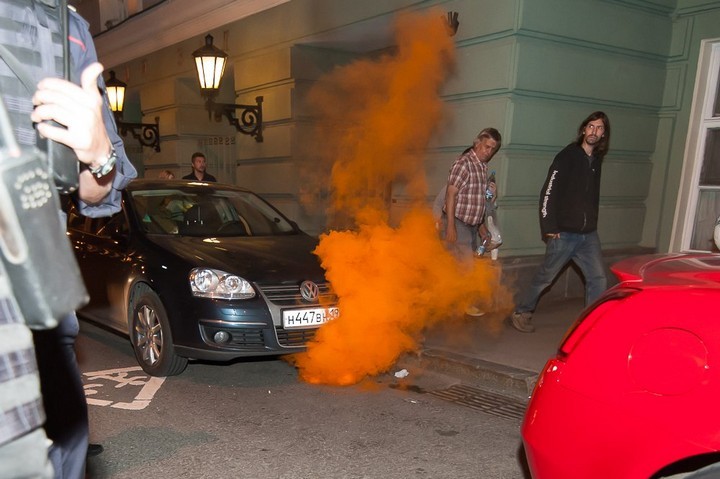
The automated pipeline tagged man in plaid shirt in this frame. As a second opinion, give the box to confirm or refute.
[442,128,502,261]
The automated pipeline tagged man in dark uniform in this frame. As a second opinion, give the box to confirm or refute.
[0,2,136,477]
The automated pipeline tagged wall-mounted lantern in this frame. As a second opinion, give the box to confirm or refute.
[192,34,263,142]
[105,70,161,152]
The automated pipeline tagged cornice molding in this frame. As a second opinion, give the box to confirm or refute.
[94,0,289,69]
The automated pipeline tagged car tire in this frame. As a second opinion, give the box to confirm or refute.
[683,461,720,479]
[129,283,188,377]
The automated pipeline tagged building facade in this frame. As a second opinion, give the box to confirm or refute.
[73,0,720,263]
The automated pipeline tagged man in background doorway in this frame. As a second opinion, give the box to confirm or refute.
[182,152,216,182]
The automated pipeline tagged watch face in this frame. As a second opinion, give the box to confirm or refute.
[93,148,117,178]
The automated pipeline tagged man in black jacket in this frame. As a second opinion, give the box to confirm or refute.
[510,111,610,333]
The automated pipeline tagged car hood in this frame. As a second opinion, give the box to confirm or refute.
[147,234,327,282]
[611,252,720,287]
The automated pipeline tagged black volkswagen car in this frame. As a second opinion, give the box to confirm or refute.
[66,179,338,376]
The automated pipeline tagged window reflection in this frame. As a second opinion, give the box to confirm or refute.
[714,61,720,117]
[691,190,720,251]
[699,129,720,186]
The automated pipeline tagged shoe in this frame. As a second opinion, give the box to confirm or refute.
[465,305,486,317]
[87,443,104,457]
[510,311,535,333]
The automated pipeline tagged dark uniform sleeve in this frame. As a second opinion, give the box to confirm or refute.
[67,8,137,218]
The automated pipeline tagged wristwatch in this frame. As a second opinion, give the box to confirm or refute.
[89,145,117,179]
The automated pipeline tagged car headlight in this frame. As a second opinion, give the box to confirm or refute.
[189,267,255,300]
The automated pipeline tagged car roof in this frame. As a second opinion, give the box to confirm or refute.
[126,178,252,193]
[125,179,253,194]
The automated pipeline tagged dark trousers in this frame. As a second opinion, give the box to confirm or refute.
[33,313,88,479]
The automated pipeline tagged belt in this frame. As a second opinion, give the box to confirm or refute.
[442,212,479,228]
[458,218,479,228]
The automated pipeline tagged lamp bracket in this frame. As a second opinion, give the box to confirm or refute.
[206,96,263,142]
[114,114,161,152]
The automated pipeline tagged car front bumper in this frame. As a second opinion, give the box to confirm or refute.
[167,296,331,361]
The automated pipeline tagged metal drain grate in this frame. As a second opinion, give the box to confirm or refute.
[430,384,527,420]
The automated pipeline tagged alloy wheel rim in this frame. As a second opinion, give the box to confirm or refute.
[135,304,163,366]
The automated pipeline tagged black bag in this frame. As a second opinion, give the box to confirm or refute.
[0,0,79,195]
[0,94,88,329]
[44,0,81,195]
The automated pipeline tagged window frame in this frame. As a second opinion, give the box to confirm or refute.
[673,40,720,252]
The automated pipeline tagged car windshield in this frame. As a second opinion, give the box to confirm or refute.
[130,188,297,237]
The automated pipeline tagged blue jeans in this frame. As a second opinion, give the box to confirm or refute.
[515,231,607,312]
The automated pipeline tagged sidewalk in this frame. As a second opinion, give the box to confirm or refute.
[397,297,586,401]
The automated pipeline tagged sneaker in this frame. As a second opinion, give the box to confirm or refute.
[510,311,535,333]
[465,305,486,317]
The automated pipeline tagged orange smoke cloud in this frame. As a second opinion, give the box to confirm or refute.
[302,8,455,225]
[288,9,512,386]
[294,209,509,386]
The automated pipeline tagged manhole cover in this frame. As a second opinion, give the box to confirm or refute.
[430,384,527,420]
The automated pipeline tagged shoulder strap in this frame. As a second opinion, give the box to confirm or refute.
[0,44,35,94]
[60,0,69,82]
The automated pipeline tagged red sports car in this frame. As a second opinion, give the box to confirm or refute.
[522,253,720,479]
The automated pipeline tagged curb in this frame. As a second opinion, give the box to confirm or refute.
[399,348,538,402]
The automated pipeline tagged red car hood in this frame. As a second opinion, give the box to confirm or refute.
[611,252,720,287]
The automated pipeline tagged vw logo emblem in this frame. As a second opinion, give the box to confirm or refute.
[300,280,319,302]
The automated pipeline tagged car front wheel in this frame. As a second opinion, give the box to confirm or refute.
[683,461,720,479]
[129,283,188,376]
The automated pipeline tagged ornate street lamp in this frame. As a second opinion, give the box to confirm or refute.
[105,70,161,152]
[192,34,263,142]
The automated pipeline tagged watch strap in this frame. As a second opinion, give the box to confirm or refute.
[89,146,117,178]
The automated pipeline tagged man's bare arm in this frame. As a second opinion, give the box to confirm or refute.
[445,183,459,243]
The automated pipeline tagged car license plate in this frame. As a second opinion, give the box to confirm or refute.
[282,307,339,329]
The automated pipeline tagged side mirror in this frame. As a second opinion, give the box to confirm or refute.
[714,216,720,251]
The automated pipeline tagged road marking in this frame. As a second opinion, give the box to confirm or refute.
[83,366,166,410]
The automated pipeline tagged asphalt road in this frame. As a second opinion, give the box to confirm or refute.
[77,320,532,479]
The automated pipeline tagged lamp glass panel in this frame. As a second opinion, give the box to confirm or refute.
[106,85,125,112]
[194,57,208,88]
[195,56,225,90]
[213,57,226,89]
